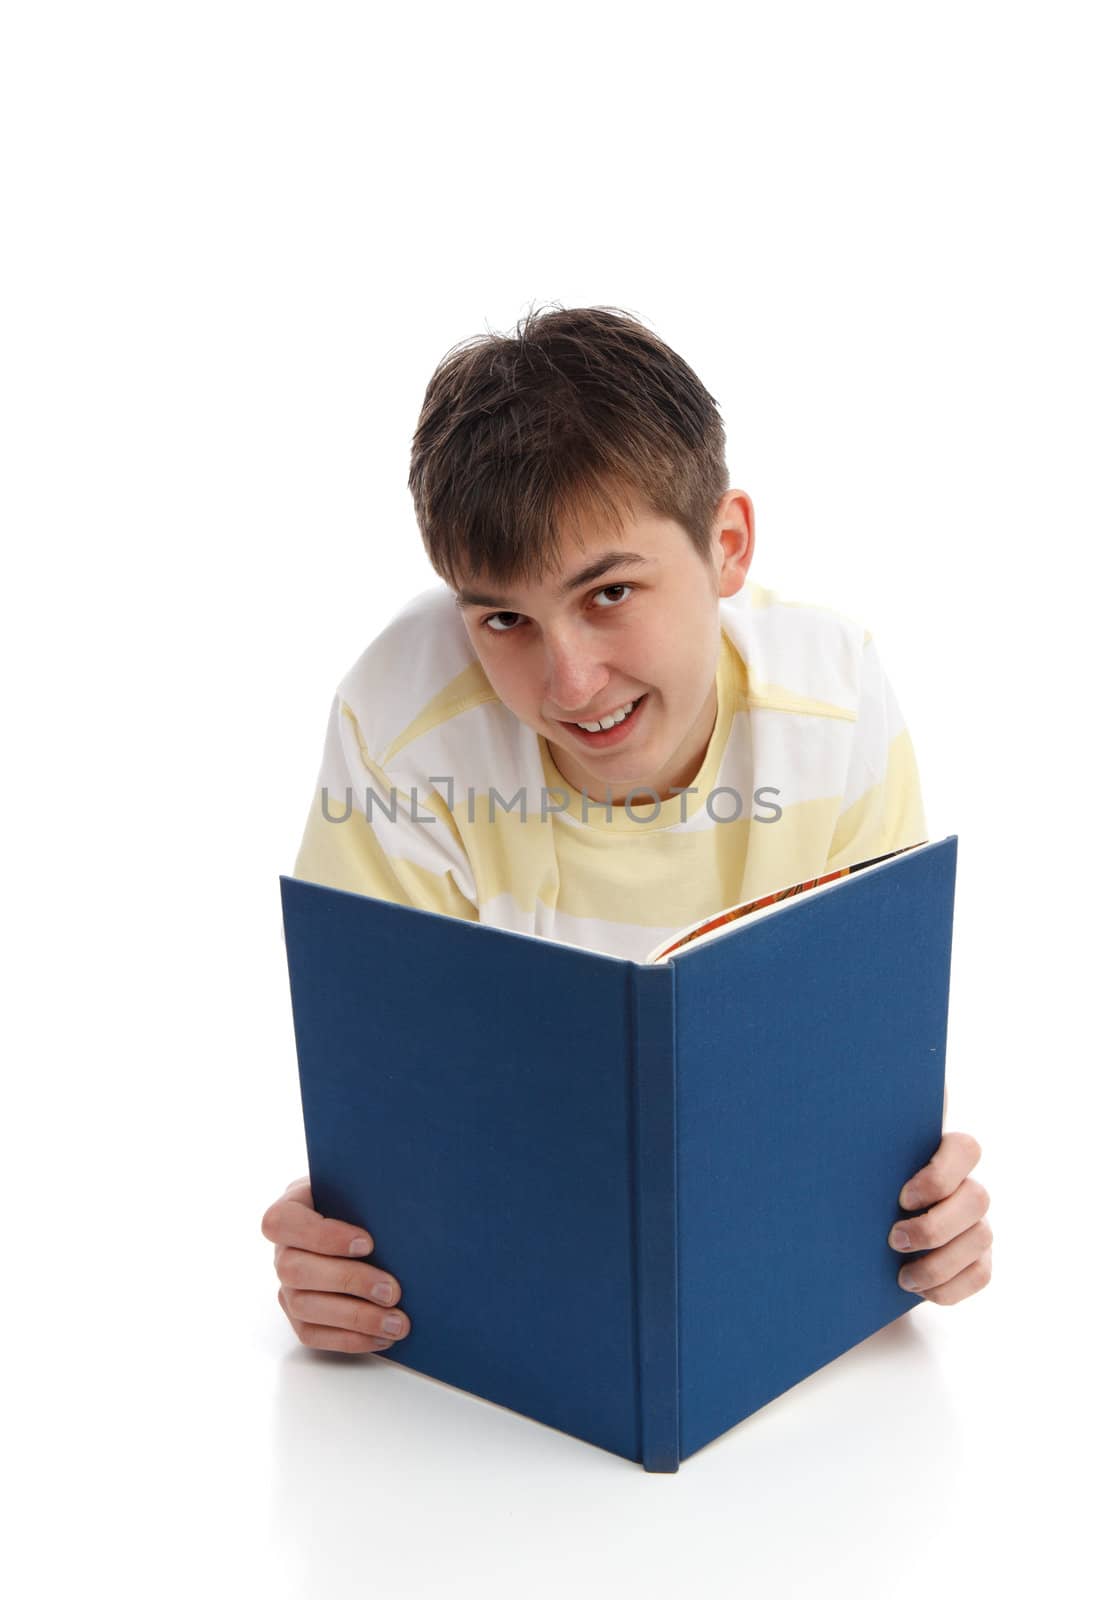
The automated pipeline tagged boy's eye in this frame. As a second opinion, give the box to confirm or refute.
[482,583,634,633]
[592,584,632,608]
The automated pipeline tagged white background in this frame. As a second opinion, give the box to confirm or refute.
[4,2,1092,1595]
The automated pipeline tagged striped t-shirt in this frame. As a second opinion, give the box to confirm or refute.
[291,578,928,962]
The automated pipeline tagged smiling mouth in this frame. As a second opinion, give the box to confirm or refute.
[564,694,646,731]
[557,692,650,746]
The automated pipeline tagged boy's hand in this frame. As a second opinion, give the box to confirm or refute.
[889,1132,993,1304]
[261,1176,411,1354]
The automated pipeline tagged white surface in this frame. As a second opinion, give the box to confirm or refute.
[4,3,1091,1595]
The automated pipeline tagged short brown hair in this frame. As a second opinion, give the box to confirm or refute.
[408,302,730,590]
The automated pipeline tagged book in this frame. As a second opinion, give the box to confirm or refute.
[279,834,957,1472]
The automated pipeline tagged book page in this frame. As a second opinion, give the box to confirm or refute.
[643,842,927,964]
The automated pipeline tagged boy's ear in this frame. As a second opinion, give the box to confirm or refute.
[712,490,755,598]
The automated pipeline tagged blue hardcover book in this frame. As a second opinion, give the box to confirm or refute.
[279,834,957,1472]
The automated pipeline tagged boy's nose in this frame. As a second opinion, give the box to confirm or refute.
[542,634,611,717]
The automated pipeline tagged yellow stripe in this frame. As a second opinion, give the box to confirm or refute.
[824,727,927,868]
[744,682,857,721]
[340,704,470,851]
[293,785,478,921]
[380,662,499,767]
[548,794,846,926]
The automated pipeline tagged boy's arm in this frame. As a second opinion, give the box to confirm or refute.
[825,632,928,870]
[292,692,479,921]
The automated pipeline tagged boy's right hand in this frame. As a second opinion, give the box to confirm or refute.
[261,1176,411,1354]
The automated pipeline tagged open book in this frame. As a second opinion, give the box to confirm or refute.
[645,842,924,963]
[280,834,956,1471]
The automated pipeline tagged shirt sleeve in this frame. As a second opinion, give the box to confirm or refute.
[292,693,480,922]
[825,633,929,869]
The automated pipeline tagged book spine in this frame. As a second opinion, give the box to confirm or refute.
[628,961,681,1473]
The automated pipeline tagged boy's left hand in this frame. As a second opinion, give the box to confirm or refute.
[889,1132,993,1304]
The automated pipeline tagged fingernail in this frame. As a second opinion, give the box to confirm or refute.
[899,1270,921,1291]
[890,1227,912,1250]
[371,1281,395,1305]
[373,1341,392,1352]
[348,1237,373,1256]
[900,1186,919,1209]
[382,1313,405,1335]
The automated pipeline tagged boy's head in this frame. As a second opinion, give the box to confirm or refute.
[408,304,753,802]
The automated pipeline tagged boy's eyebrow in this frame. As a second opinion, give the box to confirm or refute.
[456,552,654,609]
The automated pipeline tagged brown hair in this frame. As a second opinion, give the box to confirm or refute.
[407,302,730,590]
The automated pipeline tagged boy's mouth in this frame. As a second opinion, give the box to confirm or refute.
[561,693,649,748]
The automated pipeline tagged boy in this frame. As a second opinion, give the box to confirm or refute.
[262,306,991,1357]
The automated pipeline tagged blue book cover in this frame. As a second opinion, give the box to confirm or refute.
[279,835,957,1471]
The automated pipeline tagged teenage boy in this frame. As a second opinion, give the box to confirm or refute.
[262,306,991,1356]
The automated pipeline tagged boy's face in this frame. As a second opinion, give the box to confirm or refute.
[454,488,754,803]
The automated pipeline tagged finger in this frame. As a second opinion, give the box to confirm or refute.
[898,1131,983,1209]
[897,1218,993,1294]
[275,1244,402,1307]
[261,1183,375,1258]
[278,1287,393,1355]
[917,1247,993,1306]
[282,1287,412,1343]
[889,1174,990,1253]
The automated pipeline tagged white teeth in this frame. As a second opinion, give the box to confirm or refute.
[576,699,636,732]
